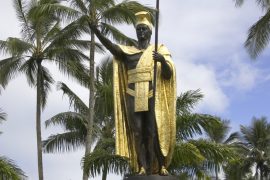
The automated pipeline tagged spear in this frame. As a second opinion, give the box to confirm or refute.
[153,0,159,103]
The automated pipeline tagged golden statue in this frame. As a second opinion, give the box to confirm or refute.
[91,11,176,175]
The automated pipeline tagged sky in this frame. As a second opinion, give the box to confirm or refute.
[1,0,270,180]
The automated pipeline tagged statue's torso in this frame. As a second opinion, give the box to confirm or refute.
[124,52,153,91]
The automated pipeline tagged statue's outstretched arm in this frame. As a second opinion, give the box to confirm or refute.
[153,51,172,79]
[91,25,126,60]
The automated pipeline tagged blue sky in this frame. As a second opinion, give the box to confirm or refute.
[1,0,270,179]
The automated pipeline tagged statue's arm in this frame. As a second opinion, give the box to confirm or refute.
[91,25,126,59]
[153,51,172,79]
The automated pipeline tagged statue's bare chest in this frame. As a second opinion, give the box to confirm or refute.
[125,52,143,70]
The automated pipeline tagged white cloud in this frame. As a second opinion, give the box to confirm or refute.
[220,55,260,91]
[177,59,229,113]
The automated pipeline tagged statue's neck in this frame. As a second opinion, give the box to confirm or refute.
[138,39,150,50]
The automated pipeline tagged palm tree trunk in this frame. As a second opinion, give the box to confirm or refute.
[82,30,96,180]
[36,62,44,180]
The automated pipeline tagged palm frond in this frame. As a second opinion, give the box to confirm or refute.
[36,2,81,22]
[45,48,89,85]
[102,1,155,25]
[45,111,87,131]
[42,16,92,53]
[56,82,88,115]
[39,65,54,109]
[170,142,205,169]
[43,131,85,153]
[13,0,32,40]
[94,137,115,153]
[42,21,61,45]
[19,57,37,87]
[95,57,114,118]
[177,89,203,115]
[224,132,241,144]
[69,0,88,14]
[205,119,230,143]
[176,113,221,140]
[101,2,136,25]
[100,23,137,46]
[233,0,244,7]
[0,108,7,122]
[0,38,33,56]
[0,57,23,88]
[83,150,130,178]
[224,157,253,180]
[190,139,236,170]
[245,10,270,59]
[92,0,115,13]
[0,156,27,180]
[240,117,270,150]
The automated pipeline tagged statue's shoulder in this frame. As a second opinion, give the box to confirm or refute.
[157,44,171,55]
[118,44,141,54]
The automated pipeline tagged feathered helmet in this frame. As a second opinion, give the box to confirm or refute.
[135,11,153,31]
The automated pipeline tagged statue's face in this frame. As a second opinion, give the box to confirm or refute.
[136,24,152,41]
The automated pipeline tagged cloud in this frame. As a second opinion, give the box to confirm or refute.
[177,59,229,114]
[220,55,260,91]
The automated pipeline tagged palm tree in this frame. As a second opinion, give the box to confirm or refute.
[83,58,130,180]
[0,156,27,180]
[205,119,239,179]
[234,0,270,58]
[0,0,91,179]
[169,90,236,179]
[0,110,27,180]
[239,117,270,180]
[39,1,154,179]
[43,58,129,179]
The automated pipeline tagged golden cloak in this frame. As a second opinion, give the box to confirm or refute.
[113,44,176,170]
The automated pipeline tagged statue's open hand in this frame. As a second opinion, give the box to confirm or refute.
[153,51,165,63]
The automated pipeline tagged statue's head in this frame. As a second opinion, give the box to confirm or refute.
[135,11,153,41]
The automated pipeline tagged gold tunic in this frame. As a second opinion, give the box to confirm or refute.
[113,44,177,170]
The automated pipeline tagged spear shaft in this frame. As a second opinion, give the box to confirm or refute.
[153,0,159,102]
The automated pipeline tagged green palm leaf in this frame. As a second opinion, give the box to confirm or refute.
[245,10,270,59]
[83,150,130,178]
[69,0,88,14]
[32,0,81,22]
[102,1,155,25]
[95,57,114,118]
[13,0,33,40]
[43,131,86,153]
[190,139,236,173]
[177,89,203,115]
[0,57,23,88]
[91,0,115,13]
[0,38,33,56]
[177,113,221,140]
[170,142,205,168]
[0,156,27,180]
[57,82,88,115]
[39,65,54,109]
[45,111,86,130]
